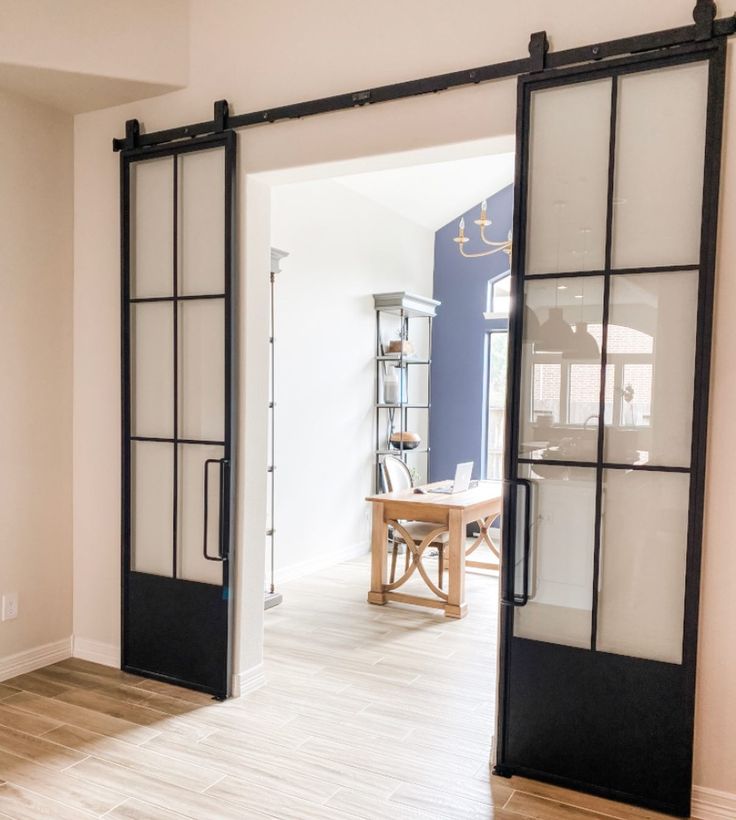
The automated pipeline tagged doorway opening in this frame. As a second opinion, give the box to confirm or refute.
[255,141,514,764]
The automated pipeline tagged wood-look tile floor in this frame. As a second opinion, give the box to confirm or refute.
[0,555,678,819]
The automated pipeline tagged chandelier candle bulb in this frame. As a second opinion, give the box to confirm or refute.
[475,199,491,227]
[453,199,513,259]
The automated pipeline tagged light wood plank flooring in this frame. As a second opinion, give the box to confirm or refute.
[0,555,680,819]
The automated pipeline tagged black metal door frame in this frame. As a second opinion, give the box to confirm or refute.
[120,130,237,699]
[495,39,725,817]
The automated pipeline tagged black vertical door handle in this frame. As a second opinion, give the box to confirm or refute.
[501,477,532,606]
[203,458,228,562]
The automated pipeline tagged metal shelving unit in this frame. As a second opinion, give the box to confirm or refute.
[373,292,440,491]
[265,247,289,610]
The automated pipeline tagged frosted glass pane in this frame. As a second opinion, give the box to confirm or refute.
[604,272,698,467]
[514,464,595,649]
[179,148,225,296]
[178,444,224,585]
[520,277,604,461]
[527,79,611,275]
[179,300,225,441]
[612,62,708,268]
[597,470,689,663]
[132,441,173,576]
[131,157,173,298]
[132,302,173,438]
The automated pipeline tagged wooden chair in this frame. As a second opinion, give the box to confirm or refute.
[381,455,448,589]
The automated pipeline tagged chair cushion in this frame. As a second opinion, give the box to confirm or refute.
[396,521,449,544]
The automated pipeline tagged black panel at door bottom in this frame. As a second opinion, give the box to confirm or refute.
[123,572,229,698]
[504,638,694,816]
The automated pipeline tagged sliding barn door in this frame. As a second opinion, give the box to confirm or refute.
[496,42,724,816]
[121,132,236,699]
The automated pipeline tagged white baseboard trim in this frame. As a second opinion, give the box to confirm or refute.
[692,786,736,820]
[0,637,72,682]
[231,663,266,698]
[274,539,370,586]
[72,637,120,668]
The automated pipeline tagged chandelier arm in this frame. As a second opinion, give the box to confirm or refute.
[480,224,512,247]
[459,243,511,259]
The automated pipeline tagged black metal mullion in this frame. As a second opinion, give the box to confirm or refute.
[130,293,226,304]
[525,263,699,281]
[120,155,132,669]
[517,457,691,473]
[131,435,225,446]
[590,75,618,653]
[220,130,237,697]
[172,155,179,580]
[682,41,726,670]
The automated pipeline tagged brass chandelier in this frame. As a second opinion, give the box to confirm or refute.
[453,199,512,259]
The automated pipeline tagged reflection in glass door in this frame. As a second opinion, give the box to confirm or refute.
[496,43,725,817]
[485,272,510,481]
[486,331,508,480]
[122,132,236,699]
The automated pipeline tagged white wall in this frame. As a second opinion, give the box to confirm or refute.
[71,0,736,796]
[269,179,434,582]
[0,90,73,674]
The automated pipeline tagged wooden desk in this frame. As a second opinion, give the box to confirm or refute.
[366,481,503,619]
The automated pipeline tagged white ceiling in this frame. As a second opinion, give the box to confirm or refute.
[333,152,515,232]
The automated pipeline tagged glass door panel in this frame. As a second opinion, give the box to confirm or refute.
[526,79,611,275]
[604,271,699,467]
[520,277,604,460]
[514,464,596,649]
[131,441,173,576]
[131,157,173,299]
[178,299,225,442]
[597,469,690,664]
[131,302,174,438]
[612,61,708,269]
[179,148,225,296]
[178,444,225,585]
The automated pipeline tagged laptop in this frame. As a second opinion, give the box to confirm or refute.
[432,461,475,494]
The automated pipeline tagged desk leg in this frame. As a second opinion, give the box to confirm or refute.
[368,502,388,606]
[446,508,468,619]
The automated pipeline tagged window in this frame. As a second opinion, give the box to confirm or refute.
[532,363,561,424]
[486,272,511,317]
[568,363,614,425]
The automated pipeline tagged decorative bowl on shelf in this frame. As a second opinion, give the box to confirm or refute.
[387,340,414,355]
[389,431,421,450]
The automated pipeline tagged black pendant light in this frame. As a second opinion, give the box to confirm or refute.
[565,321,600,359]
[535,306,576,353]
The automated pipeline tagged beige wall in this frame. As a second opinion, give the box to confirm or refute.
[0,90,73,662]
[72,0,736,794]
[0,0,189,86]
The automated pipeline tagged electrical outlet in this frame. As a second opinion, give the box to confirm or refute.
[1,593,18,621]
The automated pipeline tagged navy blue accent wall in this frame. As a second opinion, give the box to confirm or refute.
[429,184,513,482]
